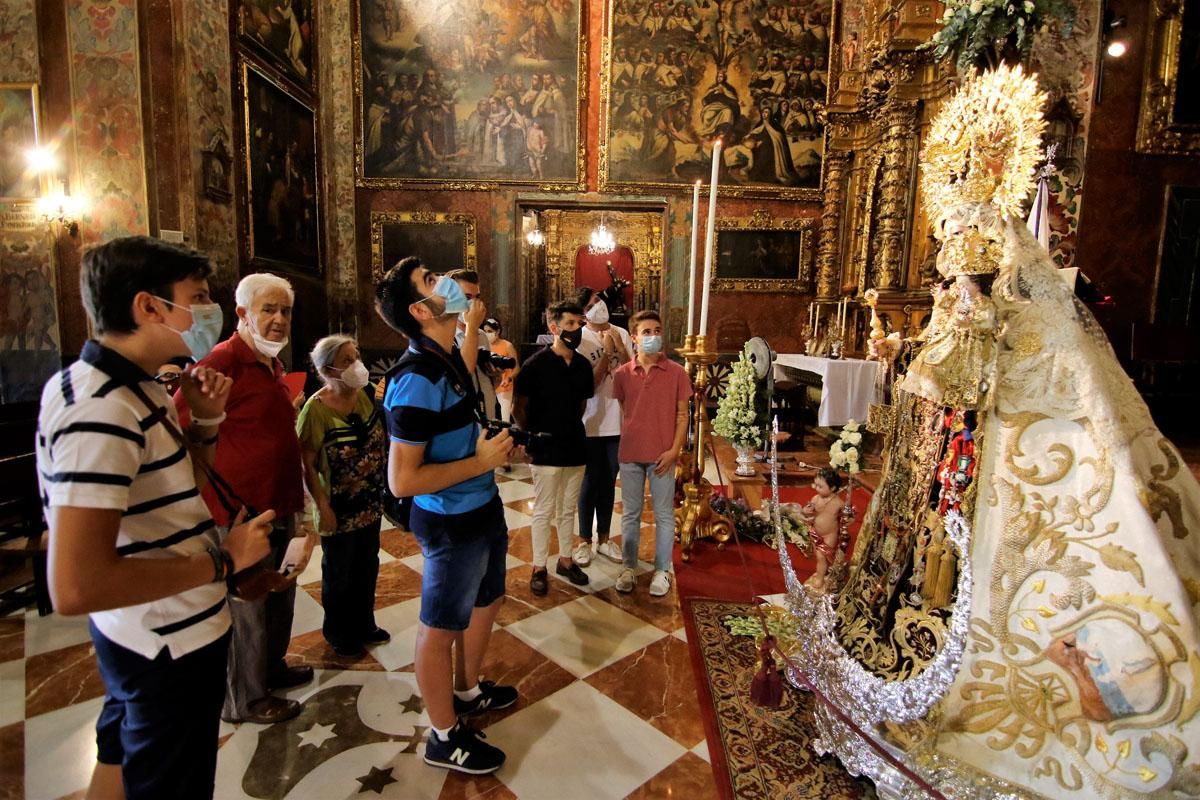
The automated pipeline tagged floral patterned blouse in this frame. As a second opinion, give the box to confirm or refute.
[296,390,387,535]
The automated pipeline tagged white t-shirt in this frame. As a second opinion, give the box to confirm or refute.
[578,324,633,437]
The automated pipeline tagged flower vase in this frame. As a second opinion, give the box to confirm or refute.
[734,444,757,477]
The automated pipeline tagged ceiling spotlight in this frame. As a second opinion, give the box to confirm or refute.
[1106,40,1127,58]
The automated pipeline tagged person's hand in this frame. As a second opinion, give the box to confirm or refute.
[224,507,275,572]
[465,297,487,329]
[288,529,319,580]
[602,330,618,356]
[476,427,514,471]
[653,447,679,475]
[317,501,336,534]
[292,390,305,412]
[181,366,233,421]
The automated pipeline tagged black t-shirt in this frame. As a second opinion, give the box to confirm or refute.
[514,346,594,466]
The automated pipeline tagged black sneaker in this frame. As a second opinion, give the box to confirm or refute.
[556,560,589,586]
[424,721,506,774]
[363,627,391,645]
[454,680,519,717]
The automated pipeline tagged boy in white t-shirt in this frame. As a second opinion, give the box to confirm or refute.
[573,287,633,565]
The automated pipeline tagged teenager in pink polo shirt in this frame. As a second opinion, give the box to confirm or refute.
[611,310,692,596]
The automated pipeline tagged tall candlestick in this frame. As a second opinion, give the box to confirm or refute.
[699,139,722,339]
[686,180,701,337]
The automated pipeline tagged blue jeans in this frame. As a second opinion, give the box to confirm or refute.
[619,462,676,571]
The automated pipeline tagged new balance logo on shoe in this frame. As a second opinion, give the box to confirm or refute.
[424,722,506,775]
[449,748,470,767]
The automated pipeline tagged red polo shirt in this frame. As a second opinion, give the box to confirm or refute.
[175,333,305,526]
[612,356,692,463]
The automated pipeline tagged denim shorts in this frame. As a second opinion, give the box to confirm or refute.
[410,493,508,631]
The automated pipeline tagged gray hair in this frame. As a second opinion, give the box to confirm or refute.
[235,272,294,309]
[310,334,356,376]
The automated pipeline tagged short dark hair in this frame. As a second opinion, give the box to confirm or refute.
[575,286,597,307]
[446,268,479,285]
[546,301,584,325]
[629,310,661,331]
[817,466,844,490]
[375,256,425,340]
[80,236,212,335]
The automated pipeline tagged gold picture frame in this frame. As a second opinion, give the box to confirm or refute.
[1135,0,1200,155]
[370,211,477,281]
[710,209,816,293]
[597,0,838,200]
[352,0,588,191]
[0,83,42,202]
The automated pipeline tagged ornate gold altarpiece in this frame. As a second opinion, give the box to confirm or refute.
[816,1,952,355]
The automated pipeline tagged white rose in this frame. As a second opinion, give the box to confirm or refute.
[845,446,859,462]
[844,420,861,432]
[850,462,862,474]
[970,0,982,13]
[848,432,863,445]
[1024,0,1034,11]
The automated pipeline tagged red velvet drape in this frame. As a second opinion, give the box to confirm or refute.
[574,245,635,309]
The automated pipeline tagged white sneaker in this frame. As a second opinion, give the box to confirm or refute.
[649,570,671,597]
[615,569,635,593]
[595,540,623,563]
[572,541,592,566]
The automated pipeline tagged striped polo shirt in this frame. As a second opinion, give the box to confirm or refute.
[36,340,229,660]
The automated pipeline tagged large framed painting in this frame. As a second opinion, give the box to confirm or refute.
[712,209,816,293]
[238,0,316,90]
[354,0,586,190]
[241,61,322,273]
[0,84,41,201]
[600,0,836,199]
[1136,0,1200,154]
[370,211,477,280]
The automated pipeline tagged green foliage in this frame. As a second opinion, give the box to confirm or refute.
[713,343,763,449]
[922,0,1077,72]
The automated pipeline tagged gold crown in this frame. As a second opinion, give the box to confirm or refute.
[921,65,1049,230]
[938,227,1003,278]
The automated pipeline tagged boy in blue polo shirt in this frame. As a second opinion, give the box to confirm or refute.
[376,256,517,775]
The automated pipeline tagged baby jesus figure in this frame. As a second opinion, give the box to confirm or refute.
[801,467,845,592]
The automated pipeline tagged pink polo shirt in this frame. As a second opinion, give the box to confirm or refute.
[612,356,693,463]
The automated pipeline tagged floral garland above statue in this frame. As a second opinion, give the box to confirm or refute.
[713,344,763,451]
[925,0,1076,72]
[828,420,863,474]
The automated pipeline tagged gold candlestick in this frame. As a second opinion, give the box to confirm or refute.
[674,334,734,561]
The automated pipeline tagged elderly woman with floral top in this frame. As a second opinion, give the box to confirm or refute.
[297,335,390,657]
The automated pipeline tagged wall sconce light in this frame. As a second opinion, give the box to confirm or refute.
[36,182,84,237]
[1096,0,1129,104]
[525,227,545,248]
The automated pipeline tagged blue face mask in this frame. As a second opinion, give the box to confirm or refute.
[417,275,469,316]
[157,298,224,360]
[639,334,663,355]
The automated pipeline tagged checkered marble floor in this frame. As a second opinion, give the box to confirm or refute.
[0,463,718,800]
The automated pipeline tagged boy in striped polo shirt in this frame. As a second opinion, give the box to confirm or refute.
[36,237,274,799]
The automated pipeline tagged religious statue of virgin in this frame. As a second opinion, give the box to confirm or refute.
[778,66,1200,799]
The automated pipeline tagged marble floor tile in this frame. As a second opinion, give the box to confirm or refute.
[295,543,324,587]
[691,739,712,763]
[437,773,518,800]
[626,752,719,800]
[674,626,688,642]
[503,564,587,618]
[486,681,686,800]
[286,630,385,673]
[465,630,575,727]
[380,528,422,559]
[23,696,103,800]
[495,480,535,503]
[591,580,684,633]
[0,617,23,663]
[364,597,423,672]
[290,584,326,639]
[370,561,425,610]
[502,506,532,531]
[504,595,667,679]
[24,610,90,659]
[24,641,105,719]
[0,659,23,727]
[0,721,22,800]
[586,636,706,748]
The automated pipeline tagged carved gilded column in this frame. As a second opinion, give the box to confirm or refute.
[872,102,918,290]
[816,150,851,299]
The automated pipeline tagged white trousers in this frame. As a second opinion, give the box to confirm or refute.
[530,464,585,570]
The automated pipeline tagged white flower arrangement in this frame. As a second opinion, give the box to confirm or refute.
[828,419,864,475]
[759,503,812,553]
[713,344,763,450]
[924,0,1075,71]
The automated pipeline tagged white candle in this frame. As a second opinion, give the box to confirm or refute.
[687,180,701,337]
[699,139,722,338]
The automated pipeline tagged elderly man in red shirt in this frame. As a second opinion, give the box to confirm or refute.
[176,272,315,724]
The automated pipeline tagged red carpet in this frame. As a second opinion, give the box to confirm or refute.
[672,485,874,604]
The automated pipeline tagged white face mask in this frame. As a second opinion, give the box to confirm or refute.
[485,331,498,344]
[585,299,609,325]
[331,359,370,389]
[245,315,288,358]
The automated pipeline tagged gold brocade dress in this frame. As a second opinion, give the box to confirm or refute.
[899,292,997,410]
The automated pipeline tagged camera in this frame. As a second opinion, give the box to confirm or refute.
[486,351,517,370]
[483,419,550,449]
